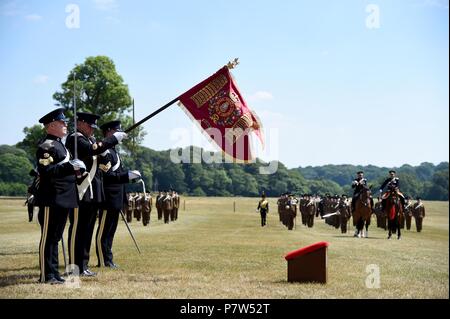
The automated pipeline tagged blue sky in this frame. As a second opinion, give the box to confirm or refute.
[0,0,448,168]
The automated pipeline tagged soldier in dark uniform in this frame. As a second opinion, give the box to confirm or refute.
[257,193,269,227]
[65,112,127,277]
[379,170,405,212]
[35,108,85,284]
[351,171,368,213]
[404,196,413,230]
[95,120,141,269]
[413,197,426,232]
[156,191,163,220]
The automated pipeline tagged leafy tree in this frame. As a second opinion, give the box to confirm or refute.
[415,162,436,181]
[53,55,146,152]
[191,187,206,196]
[0,182,28,196]
[0,153,33,184]
[16,125,46,161]
[424,169,449,200]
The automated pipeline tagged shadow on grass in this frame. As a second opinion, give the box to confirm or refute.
[331,235,384,240]
[271,279,327,286]
[0,266,38,274]
[0,251,37,256]
[0,273,37,288]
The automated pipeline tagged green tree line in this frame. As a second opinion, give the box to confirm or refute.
[1,143,447,200]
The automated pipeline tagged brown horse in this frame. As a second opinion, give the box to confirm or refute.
[352,185,372,238]
[384,190,404,240]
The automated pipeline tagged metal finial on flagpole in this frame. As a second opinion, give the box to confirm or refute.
[226,58,239,69]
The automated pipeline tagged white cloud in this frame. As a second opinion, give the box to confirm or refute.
[247,91,274,102]
[33,75,49,84]
[94,0,119,11]
[25,13,42,21]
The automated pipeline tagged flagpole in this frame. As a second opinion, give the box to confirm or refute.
[124,58,239,134]
[124,96,179,133]
[73,72,78,159]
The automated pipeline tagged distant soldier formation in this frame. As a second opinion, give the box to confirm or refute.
[267,170,426,239]
[124,190,181,225]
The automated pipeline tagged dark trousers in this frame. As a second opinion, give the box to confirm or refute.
[68,202,98,272]
[405,214,412,230]
[157,207,162,220]
[163,209,170,224]
[415,217,423,232]
[260,210,267,226]
[38,206,69,282]
[95,209,120,266]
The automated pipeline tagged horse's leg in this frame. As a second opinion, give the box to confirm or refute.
[353,216,359,237]
[353,216,360,237]
[365,218,369,238]
[357,218,364,238]
[397,218,402,240]
[387,219,392,239]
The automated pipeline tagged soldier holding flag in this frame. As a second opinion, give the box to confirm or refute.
[65,112,127,277]
[95,120,141,269]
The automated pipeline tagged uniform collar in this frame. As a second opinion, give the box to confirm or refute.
[76,129,89,138]
[46,134,62,142]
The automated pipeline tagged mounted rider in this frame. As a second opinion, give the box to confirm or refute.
[379,170,405,212]
[351,171,371,212]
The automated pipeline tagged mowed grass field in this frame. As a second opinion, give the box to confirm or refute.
[0,197,448,299]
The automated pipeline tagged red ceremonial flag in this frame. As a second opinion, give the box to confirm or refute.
[177,66,263,162]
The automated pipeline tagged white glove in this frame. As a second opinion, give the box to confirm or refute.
[69,159,86,171]
[128,170,141,180]
[379,189,383,193]
[113,132,128,144]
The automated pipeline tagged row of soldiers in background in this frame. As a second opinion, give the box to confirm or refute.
[373,196,426,232]
[124,190,181,225]
[317,194,352,234]
[276,193,347,231]
[276,193,298,230]
[275,192,425,234]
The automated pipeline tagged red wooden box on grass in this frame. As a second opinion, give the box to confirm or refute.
[284,241,329,283]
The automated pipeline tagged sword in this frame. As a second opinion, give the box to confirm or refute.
[120,210,141,254]
[322,211,340,218]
